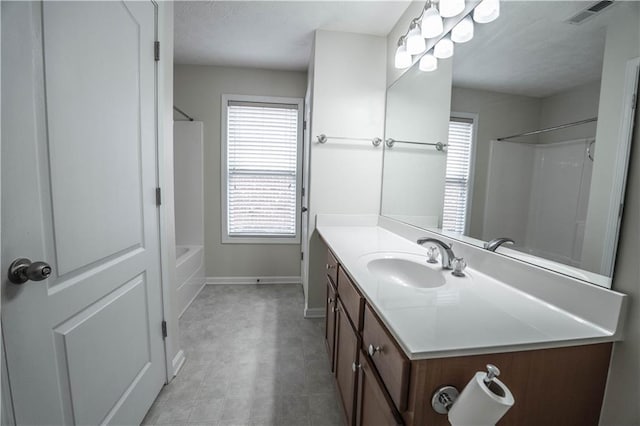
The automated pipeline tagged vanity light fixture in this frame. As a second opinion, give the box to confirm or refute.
[419,53,438,72]
[394,37,412,69]
[421,3,444,39]
[393,0,499,70]
[473,0,500,23]
[407,20,427,55]
[434,36,454,59]
[451,15,474,43]
[439,0,466,18]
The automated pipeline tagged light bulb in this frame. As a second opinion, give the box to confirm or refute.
[473,0,500,24]
[451,16,474,43]
[439,0,465,18]
[434,36,454,59]
[419,53,438,72]
[394,43,412,69]
[421,5,444,39]
[406,24,426,55]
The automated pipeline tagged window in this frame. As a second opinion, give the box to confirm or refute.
[442,116,475,234]
[221,95,303,243]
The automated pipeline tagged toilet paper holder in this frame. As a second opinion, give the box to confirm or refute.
[431,364,501,414]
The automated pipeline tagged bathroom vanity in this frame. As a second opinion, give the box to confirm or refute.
[317,217,625,426]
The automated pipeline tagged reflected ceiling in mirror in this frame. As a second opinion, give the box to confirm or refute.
[381,1,640,288]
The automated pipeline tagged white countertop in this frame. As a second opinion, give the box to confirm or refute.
[317,222,620,360]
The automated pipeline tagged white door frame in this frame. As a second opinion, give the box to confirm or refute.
[601,56,640,276]
[154,1,180,382]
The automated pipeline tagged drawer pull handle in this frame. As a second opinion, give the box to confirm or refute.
[368,344,382,357]
[326,264,336,270]
[328,297,334,304]
[333,305,340,313]
[352,362,361,372]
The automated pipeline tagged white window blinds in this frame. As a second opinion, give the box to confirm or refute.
[442,117,474,234]
[226,101,299,237]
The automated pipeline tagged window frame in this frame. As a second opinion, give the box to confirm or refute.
[221,94,304,244]
[444,112,478,235]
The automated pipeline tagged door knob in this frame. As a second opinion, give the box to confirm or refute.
[8,258,52,284]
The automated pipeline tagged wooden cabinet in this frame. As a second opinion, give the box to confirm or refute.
[321,248,612,426]
[334,298,360,426]
[325,278,337,372]
[362,304,410,411]
[356,350,403,426]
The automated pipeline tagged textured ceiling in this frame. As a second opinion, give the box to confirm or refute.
[452,1,635,97]
[174,1,412,70]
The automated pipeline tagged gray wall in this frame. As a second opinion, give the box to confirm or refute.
[174,65,307,278]
[450,87,541,239]
[600,83,640,425]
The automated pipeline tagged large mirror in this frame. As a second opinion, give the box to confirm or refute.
[381,1,640,288]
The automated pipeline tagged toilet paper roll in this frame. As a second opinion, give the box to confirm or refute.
[448,372,515,426]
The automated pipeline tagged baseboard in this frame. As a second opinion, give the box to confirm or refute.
[304,307,325,318]
[206,276,302,285]
[172,349,186,377]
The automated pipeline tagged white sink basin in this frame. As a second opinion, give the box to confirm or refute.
[364,254,446,289]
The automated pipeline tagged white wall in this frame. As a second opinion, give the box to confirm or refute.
[382,58,453,227]
[582,4,640,275]
[174,121,204,246]
[305,30,387,313]
[173,65,307,280]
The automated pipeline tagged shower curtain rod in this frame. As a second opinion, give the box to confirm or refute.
[174,106,194,121]
[497,117,597,141]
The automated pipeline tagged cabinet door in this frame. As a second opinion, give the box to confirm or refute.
[325,278,337,372]
[356,351,404,426]
[335,299,360,426]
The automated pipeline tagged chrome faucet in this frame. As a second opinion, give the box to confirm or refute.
[484,237,515,252]
[417,238,455,270]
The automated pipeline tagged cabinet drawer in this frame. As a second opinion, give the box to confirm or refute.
[338,267,364,331]
[327,250,339,285]
[362,304,410,411]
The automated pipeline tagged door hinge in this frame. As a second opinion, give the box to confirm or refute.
[302,187,306,197]
[632,93,637,110]
[303,120,307,130]
[301,252,304,261]
[162,320,168,339]
[156,188,162,206]
[154,41,160,61]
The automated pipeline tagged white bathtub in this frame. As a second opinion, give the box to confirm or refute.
[175,245,205,317]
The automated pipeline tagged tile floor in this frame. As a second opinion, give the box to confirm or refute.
[142,284,344,426]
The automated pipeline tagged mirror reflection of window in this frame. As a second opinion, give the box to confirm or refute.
[442,116,475,234]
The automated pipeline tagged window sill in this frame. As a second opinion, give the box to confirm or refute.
[222,235,301,245]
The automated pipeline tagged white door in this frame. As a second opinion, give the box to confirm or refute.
[1,2,165,424]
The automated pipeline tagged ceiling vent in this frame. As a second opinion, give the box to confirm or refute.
[565,1,615,25]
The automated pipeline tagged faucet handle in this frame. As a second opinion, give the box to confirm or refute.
[426,246,439,264]
[451,257,467,277]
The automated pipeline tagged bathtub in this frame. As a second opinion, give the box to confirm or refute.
[175,245,205,318]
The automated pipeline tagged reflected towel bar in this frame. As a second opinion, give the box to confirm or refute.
[385,138,447,151]
[316,134,382,147]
